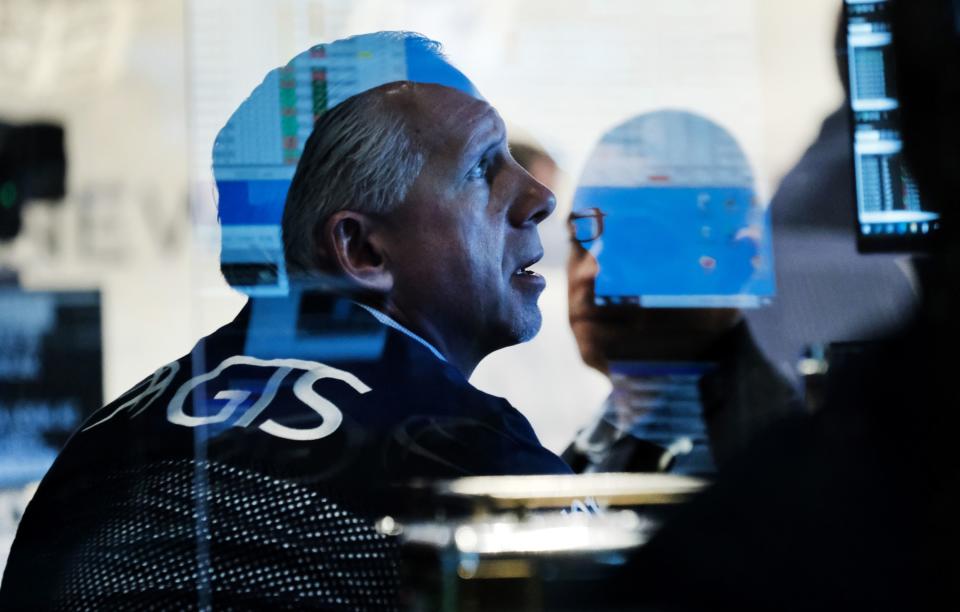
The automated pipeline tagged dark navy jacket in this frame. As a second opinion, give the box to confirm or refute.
[1,301,568,609]
[33,301,567,484]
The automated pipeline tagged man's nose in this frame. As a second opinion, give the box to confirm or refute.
[509,173,556,227]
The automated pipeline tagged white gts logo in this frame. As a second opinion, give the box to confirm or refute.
[85,356,370,442]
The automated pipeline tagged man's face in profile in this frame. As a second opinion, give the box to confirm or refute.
[381,84,556,364]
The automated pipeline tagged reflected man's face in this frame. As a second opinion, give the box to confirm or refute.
[381,84,556,366]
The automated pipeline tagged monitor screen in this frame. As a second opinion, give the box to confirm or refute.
[0,289,102,488]
[571,110,775,309]
[213,35,479,297]
[845,0,942,251]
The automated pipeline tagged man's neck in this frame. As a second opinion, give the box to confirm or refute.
[378,300,483,378]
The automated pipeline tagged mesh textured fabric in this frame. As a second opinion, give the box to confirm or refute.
[47,459,400,611]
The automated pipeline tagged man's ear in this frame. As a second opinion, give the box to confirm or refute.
[319,211,394,293]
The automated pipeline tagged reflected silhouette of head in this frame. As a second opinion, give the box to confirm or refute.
[567,110,771,372]
[213,32,555,377]
[213,32,477,296]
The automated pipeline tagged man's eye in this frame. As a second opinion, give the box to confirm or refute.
[467,159,490,180]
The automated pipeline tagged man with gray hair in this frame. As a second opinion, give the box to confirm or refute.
[1,32,567,609]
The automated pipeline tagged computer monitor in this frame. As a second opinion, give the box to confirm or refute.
[0,290,102,488]
[845,0,943,252]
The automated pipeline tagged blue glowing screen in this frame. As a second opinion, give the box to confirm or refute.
[575,186,774,308]
[213,33,479,296]
[573,110,775,308]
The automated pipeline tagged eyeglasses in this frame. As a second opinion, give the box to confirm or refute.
[567,207,606,243]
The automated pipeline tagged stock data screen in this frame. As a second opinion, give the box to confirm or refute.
[213,34,477,296]
[845,0,941,250]
[0,290,101,488]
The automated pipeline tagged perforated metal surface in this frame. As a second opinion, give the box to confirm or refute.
[50,460,400,610]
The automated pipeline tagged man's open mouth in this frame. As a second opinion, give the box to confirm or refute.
[513,253,544,277]
[511,253,546,292]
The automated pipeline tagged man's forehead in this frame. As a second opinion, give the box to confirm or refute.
[384,82,503,152]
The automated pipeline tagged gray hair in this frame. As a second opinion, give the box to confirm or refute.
[281,85,425,277]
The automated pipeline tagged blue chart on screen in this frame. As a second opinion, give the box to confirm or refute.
[576,186,774,308]
[212,33,478,296]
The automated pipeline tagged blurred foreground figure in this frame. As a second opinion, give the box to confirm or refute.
[623,2,960,609]
[0,32,566,610]
[561,111,798,476]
